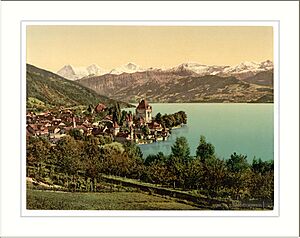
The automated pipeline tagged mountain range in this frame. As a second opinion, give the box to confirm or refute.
[57,60,273,80]
[30,60,274,106]
[57,63,148,80]
[26,64,132,109]
[75,61,274,103]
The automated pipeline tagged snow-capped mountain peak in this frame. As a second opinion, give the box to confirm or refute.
[125,62,138,71]
[109,63,145,75]
[87,64,100,75]
[57,65,77,80]
[169,62,229,76]
[259,60,273,70]
[224,60,273,75]
[226,61,259,72]
[57,64,108,80]
[86,64,108,76]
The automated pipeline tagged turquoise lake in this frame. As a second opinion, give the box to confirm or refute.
[130,103,274,161]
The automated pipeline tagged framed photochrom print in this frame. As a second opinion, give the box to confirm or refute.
[22,21,279,216]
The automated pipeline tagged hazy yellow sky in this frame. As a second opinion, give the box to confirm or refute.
[27,25,273,72]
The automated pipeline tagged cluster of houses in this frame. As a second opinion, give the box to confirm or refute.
[26,99,170,144]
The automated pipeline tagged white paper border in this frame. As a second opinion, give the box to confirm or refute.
[0,1,298,237]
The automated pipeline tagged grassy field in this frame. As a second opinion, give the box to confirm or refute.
[27,189,200,210]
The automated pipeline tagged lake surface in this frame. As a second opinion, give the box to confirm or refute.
[129,103,274,161]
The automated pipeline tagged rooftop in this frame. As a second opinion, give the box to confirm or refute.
[137,99,152,110]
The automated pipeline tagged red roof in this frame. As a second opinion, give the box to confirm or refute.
[95,103,107,113]
[137,99,152,110]
[148,121,162,129]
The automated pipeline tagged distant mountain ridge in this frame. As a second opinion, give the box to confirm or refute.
[26,64,132,108]
[52,60,274,103]
[57,60,273,81]
[77,67,274,103]
[57,63,148,80]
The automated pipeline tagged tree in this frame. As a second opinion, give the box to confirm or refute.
[178,111,187,124]
[161,114,174,128]
[252,158,274,174]
[249,170,274,207]
[27,136,51,166]
[167,155,186,188]
[201,156,227,195]
[160,111,187,128]
[69,128,84,140]
[120,110,128,126]
[142,125,150,136]
[112,103,122,124]
[99,141,143,178]
[171,137,191,162]
[101,142,124,155]
[226,152,249,173]
[173,111,187,125]
[123,141,143,161]
[54,136,83,175]
[97,135,113,145]
[155,112,162,124]
[225,153,251,199]
[144,152,166,166]
[87,104,94,114]
[196,135,215,161]
[184,159,203,189]
[142,162,175,186]
[82,136,101,179]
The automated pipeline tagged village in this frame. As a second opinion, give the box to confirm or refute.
[26,99,176,145]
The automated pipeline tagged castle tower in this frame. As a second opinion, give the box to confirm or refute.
[136,99,152,123]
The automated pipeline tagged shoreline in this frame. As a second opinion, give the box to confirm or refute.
[126,102,274,106]
[135,124,185,145]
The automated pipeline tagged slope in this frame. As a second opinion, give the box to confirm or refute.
[26,64,132,108]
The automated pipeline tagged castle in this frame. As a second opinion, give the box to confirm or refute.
[136,99,152,123]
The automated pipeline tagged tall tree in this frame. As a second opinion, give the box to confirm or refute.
[201,156,227,195]
[226,152,249,173]
[54,136,83,175]
[171,136,191,162]
[225,152,251,199]
[196,135,215,161]
[112,103,121,124]
[155,112,162,124]
[83,136,101,179]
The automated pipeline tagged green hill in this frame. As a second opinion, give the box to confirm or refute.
[26,64,132,109]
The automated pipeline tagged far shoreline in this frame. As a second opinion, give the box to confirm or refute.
[126,102,274,106]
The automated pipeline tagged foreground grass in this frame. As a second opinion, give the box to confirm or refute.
[27,189,200,210]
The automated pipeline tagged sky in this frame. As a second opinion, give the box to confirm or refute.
[26,25,273,72]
